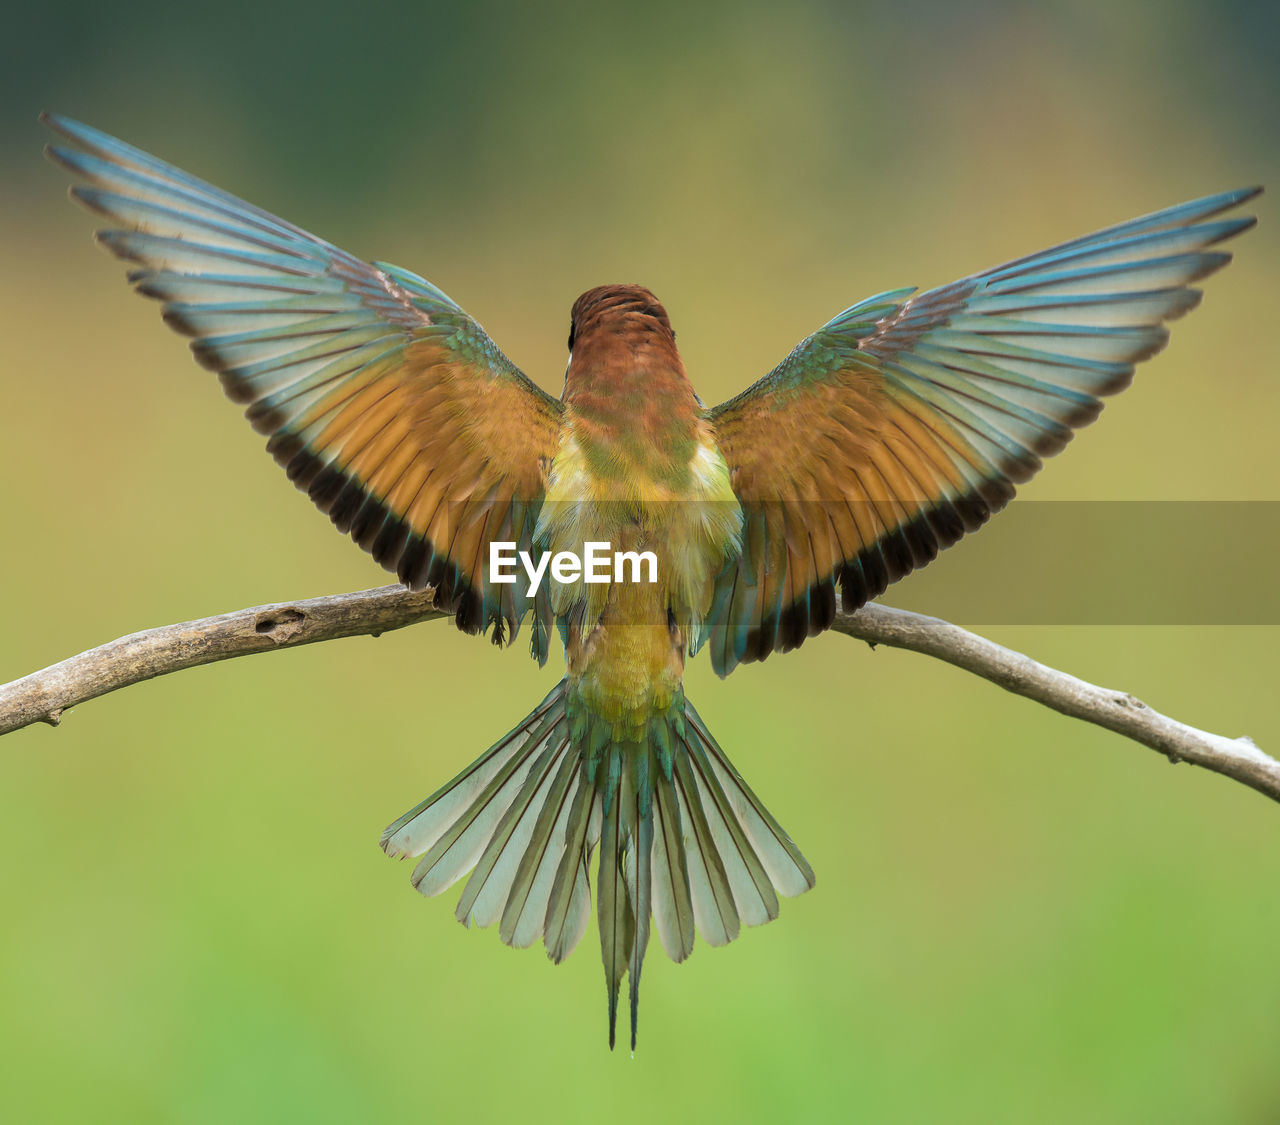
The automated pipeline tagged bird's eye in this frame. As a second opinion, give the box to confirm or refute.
[567,323,576,352]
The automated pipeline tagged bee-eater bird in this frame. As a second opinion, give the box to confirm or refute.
[42,113,1259,1050]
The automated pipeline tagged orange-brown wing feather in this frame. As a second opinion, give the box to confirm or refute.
[45,114,562,652]
[705,188,1260,675]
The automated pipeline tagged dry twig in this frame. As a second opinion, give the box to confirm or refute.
[1,585,1274,803]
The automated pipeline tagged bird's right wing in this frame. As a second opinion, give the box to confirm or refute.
[705,187,1260,675]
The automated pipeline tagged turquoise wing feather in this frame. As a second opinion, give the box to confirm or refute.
[706,188,1261,675]
[43,113,562,653]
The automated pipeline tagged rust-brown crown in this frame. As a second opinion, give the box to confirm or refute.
[568,284,675,352]
[561,284,699,452]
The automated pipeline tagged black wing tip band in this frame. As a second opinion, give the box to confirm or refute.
[732,484,999,667]
[263,439,515,644]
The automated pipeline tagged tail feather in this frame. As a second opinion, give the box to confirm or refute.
[687,701,816,897]
[650,767,695,961]
[500,747,582,947]
[685,736,779,926]
[627,752,654,1051]
[380,686,561,860]
[379,688,563,896]
[561,842,595,958]
[456,731,572,928]
[672,749,740,946]
[409,704,562,897]
[543,764,599,963]
[382,679,814,1049]
[597,783,635,1051]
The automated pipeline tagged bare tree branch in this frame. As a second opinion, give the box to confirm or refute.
[835,605,1278,804]
[0,586,443,736]
[2,585,1274,804]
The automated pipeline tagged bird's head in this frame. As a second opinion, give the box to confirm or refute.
[567,284,676,355]
[563,284,688,411]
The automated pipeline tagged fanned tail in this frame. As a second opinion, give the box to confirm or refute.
[381,680,815,1050]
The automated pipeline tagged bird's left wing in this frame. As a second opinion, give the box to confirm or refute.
[704,188,1260,675]
[44,114,563,653]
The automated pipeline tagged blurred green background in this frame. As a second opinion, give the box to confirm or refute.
[2,1,1278,1121]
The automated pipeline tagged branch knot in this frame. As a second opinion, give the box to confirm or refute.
[254,609,306,643]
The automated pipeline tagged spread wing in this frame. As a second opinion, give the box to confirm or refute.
[705,187,1260,675]
[44,114,562,654]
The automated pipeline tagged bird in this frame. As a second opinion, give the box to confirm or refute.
[42,112,1259,1051]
